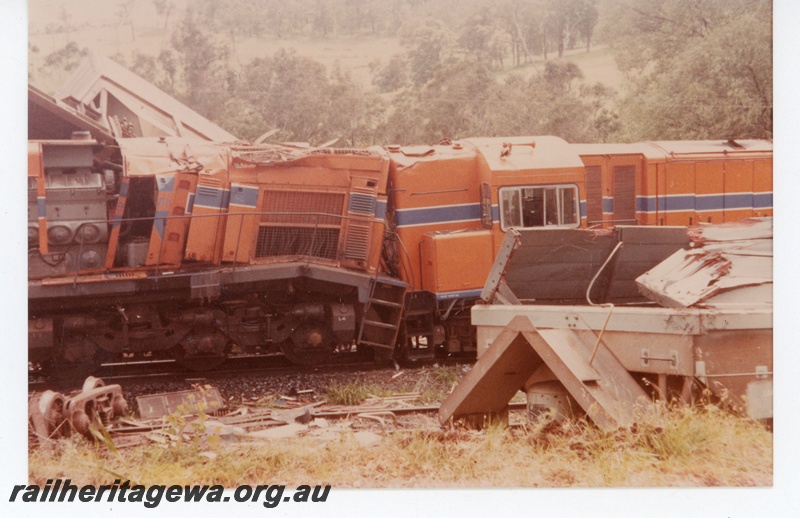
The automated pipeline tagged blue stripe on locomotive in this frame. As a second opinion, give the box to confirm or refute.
[636,192,773,213]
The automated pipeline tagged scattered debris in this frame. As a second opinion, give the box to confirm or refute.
[355,412,398,428]
[270,402,325,425]
[29,377,128,446]
[247,423,309,440]
[136,386,225,420]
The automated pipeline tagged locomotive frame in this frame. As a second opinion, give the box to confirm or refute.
[27,133,772,375]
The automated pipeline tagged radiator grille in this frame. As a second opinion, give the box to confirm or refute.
[260,191,345,226]
[344,223,371,261]
[255,227,340,260]
[348,192,376,215]
[613,165,637,224]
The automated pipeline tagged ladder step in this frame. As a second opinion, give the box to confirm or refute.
[369,299,403,308]
[404,308,432,317]
[405,328,433,335]
[359,340,395,350]
[362,319,398,330]
[404,348,435,360]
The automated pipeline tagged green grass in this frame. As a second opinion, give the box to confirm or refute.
[324,382,394,406]
[29,401,772,488]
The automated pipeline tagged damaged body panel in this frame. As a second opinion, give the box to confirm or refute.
[441,220,773,428]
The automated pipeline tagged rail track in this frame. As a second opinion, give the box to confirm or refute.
[28,351,473,395]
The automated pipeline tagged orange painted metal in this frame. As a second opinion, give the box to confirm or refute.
[146,173,198,266]
[28,142,49,254]
[104,176,130,270]
[420,229,494,294]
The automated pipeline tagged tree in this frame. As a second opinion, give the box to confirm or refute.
[168,12,232,121]
[152,0,176,30]
[39,42,88,75]
[602,0,772,139]
[115,0,136,42]
[399,18,457,87]
[380,56,619,145]
[542,0,599,58]
[28,42,40,81]
[227,49,384,146]
[372,54,410,93]
[325,65,387,146]
[312,0,336,37]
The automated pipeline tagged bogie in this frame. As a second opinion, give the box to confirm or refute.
[28,136,773,376]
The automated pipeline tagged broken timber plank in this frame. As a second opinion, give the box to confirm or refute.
[524,328,649,430]
[439,315,651,431]
[438,316,544,423]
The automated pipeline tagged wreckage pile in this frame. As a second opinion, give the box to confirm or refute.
[28,372,466,450]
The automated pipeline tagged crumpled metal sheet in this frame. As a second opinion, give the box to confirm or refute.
[118,137,228,177]
[636,218,772,308]
[687,217,773,244]
[54,53,238,142]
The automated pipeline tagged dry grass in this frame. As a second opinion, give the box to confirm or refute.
[29,401,772,488]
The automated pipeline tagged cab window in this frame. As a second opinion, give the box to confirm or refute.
[500,184,579,230]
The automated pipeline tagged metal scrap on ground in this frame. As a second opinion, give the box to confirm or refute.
[29,376,128,447]
[136,387,225,420]
[30,380,442,448]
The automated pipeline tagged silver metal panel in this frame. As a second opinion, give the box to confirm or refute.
[471,304,772,334]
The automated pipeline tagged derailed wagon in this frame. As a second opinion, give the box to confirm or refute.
[440,219,773,429]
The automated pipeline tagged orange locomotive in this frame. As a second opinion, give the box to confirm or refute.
[29,136,403,372]
[28,134,772,372]
[384,136,772,360]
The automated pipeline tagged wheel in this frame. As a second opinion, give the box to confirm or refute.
[171,328,229,371]
[82,376,105,393]
[32,390,69,441]
[280,325,335,365]
[47,335,102,382]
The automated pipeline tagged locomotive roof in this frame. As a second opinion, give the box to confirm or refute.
[571,139,773,159]
[465,136,585,171]
[118,137,388,177]
[646,139,773,157]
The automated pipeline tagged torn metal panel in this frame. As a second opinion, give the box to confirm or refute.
[687,217,773,244]
[28,84,116,146]
[54,53,237,142]
[136,387,225,420]
[117,137,229,177]
[636,218,772,308]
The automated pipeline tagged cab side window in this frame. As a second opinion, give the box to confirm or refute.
[500,184,579,230]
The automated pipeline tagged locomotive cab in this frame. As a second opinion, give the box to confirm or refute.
[386,136,587,360]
